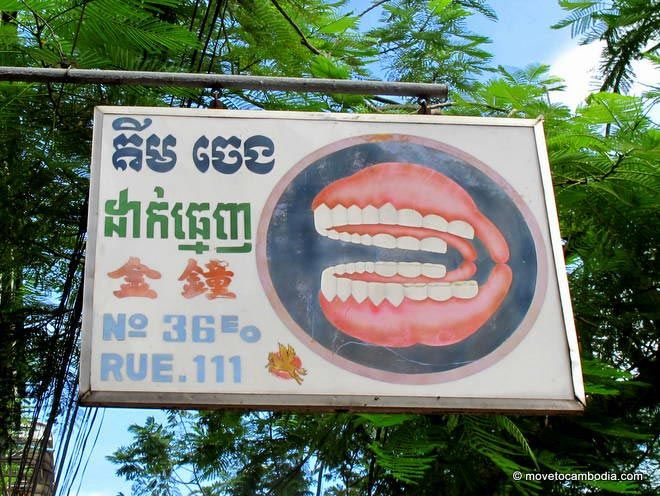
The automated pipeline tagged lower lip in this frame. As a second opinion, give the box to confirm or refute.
[319,264,512,347]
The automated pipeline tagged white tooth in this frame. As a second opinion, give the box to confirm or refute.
[360,234,373,246]
[368,282,386,305]
[321,268,336,300]
[428,283,452,301]
[347,205,362,225]
[375,262,397,277]
[423,214,448,232]
[452,280,478,299]
[314,204,332,231]
[397,236,420,250]
[421,263,446,278]
[355,262,366,273]
[379,203,397,225]
[404,283,427,301]
[365,262,375,273]
[372,233,397,249]
[352,280,368,303]
[337,277,352,301]
[339,232,351,242]
[398,208,422,227]
[398,262,421,278]
[385,283,404,306]
[363,205,379,224]
[318,230,328,237]
[420,237,447,253]
[327,230,340,240]
[345,263,356,274]
[332,205,348,226]
[448,220,474,239]
[335,264,346,275]
[351,233,361,244]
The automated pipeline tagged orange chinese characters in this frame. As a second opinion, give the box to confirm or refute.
[266,343,307,385]
[107,257,161,299]
[203,260,236,299]
[178,259,207,299]
[178,258,236,300]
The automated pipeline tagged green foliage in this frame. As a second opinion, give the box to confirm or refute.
[0,1,658,495]
[368,0,494,91]
[363,417,437,484]
[108,417,179,496]
[553,0,660,92]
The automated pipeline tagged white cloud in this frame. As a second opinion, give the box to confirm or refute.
[549,40,659,110]
[549,41,604,109]
[629,56,659,97]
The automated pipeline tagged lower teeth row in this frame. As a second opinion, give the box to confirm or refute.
[321,273,478,306]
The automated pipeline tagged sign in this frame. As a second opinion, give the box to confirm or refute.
[80,107,585,412]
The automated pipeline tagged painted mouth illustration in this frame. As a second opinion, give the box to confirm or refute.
[312,162,513,347]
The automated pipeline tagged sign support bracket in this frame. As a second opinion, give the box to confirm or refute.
[0,66,448,100]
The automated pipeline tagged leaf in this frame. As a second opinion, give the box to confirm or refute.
[367,419,438,483]
[582,358,633,380]
[0,0,21,9]
[495,416,538,469]
[317,15,358,34]
[428,0,453,13]
[355,413,418,428]
[310,55,350,79]
[588,181,635,206]
[463,416,541,493]
[551,1,602,33]
[575,420,651,440]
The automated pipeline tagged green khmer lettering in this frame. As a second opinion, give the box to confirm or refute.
[104,187,252,254]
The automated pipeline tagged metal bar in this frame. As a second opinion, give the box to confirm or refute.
[0,66,448,98]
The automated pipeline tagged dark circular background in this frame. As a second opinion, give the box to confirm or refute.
[265,137,538,375]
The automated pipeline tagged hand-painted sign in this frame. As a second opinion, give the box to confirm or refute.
[81,108,584,412]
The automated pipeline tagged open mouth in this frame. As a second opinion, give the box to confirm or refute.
[312,162,513,347]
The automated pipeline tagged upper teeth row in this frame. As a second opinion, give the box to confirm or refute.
[314,203,475,239]
[330,261,447,278]
[320,231,447,253]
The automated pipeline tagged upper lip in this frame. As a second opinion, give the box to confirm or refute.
[312,162,510,264]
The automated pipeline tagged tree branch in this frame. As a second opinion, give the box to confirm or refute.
[196,0,223,73]
[358,0,391,18]
[270,0,321,55]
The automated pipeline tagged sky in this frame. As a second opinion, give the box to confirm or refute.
[67,2,657,496]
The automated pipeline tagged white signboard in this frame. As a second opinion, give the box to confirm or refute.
[80,107,585,412]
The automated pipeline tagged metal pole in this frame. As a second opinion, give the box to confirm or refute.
[0,66,448,99]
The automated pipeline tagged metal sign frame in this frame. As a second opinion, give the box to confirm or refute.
[80,107,585,413]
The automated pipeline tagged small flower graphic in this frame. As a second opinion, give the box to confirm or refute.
[266,343,308,385]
